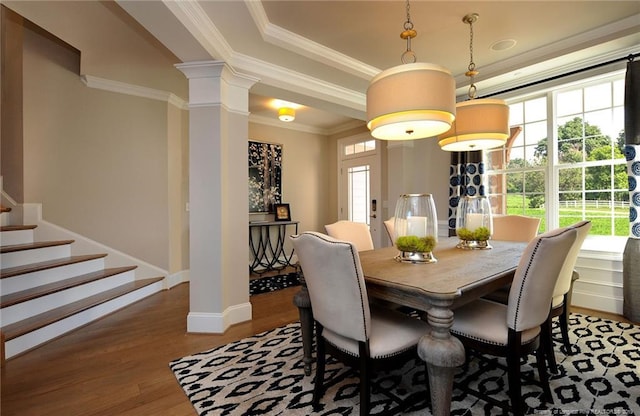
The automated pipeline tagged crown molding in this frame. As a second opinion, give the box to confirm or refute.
[162,0,233,61]
[80,75,188,109]
[162,0,365,114]
[244,0,379,80]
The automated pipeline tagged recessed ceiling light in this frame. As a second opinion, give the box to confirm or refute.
[490,39,517,52]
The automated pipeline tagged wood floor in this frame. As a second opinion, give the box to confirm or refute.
[0,283,300,416]
[0,282,632,416]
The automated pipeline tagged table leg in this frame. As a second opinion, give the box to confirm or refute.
[292,272,314,376]
[417,298,465,416]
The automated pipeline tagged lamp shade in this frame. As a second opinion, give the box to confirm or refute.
[278,107,295,122]
[438,98,509,151]
[367,63,456,141]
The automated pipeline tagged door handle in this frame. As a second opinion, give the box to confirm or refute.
[370,214,377,219]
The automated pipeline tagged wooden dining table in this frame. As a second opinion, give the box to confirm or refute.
[293,237,528,416]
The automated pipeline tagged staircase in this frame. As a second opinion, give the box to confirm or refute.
[0,208,165,363]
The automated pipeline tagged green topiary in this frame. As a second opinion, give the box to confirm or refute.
[395,235,437,253]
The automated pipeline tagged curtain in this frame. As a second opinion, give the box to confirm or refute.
[623,58,640,322]
[447,150,484,237]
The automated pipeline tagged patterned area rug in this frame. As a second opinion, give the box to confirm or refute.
[170,314,640,415]
[249,272,300,296]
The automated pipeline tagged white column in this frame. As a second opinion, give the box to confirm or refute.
[176,61,259,333]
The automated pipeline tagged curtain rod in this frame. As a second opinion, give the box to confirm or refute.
[480,52,639,99]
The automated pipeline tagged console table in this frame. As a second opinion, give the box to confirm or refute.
[249,221,299,274]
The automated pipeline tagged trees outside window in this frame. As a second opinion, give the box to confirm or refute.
[486,73,627,236]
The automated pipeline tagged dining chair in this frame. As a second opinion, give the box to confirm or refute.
[290,231,430,415]
[383,217,395,245]
[451,226,577,416]
[324,220,374,251]
[543,220,591,373]
[492,214,541,242]
[483,214,542,304]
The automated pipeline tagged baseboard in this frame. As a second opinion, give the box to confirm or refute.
[187,302,252,334]
[166,270,189,289]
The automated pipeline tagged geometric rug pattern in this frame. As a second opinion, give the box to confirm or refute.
[170,314,640,415]
[249,272,300,296]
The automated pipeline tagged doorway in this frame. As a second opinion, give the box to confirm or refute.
[337,135,383,248]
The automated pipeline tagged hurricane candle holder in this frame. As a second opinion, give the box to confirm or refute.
[393,194,438,263]
[456,195,493,250]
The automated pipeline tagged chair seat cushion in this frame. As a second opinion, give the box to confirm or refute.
[451,299,540,346]
[323,304,430,359]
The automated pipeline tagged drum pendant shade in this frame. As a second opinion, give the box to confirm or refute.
[438,98,509,151]
[367,63,456,141]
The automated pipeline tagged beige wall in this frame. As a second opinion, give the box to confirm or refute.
[17,3,188,272]
[248,123,333,234]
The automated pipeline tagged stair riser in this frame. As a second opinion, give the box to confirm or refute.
[1,245,71,269]
[4,280,164,359]
[1,258,106,295]
[1,271,136,326]
[1,229,35,246]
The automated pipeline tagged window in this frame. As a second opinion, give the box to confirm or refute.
[486,73,627,236]
[344,140,375,156]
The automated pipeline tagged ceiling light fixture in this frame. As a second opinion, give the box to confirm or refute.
[278,107,295,122]
[366,0,456,141]
[438,13,509,152]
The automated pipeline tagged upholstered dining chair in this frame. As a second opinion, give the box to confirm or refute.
[451,226,577,416]
[492,214,541,242]
[483,214,542,304]
[543,220,591,373]
[290,231,430,415]
[324,220,374,251]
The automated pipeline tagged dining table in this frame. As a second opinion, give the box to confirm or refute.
[293,237,528,416]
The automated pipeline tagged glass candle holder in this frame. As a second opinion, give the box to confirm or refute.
[393,194,438,263]
[455,195,493,250]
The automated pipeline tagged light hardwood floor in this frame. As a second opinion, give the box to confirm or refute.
[0,282,631,416]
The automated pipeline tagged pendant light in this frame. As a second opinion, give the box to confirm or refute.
[438,13,509,152]
[366,0,456,141]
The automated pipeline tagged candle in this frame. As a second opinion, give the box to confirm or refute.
[406,216,427,237]
[465,213,484,231]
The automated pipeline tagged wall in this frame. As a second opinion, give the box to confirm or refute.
[12,1,189,273]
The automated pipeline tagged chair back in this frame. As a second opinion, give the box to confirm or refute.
[324,220,374,251]
[290,232,370,342]
[492,215,541,242]
[507,226,577,332]
[383,217,395,245]
[552,220,591,305]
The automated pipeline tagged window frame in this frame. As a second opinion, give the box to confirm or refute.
[485,69,628,245]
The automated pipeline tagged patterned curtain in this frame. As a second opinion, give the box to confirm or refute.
[623,58,640,322]
[447,150,484,237]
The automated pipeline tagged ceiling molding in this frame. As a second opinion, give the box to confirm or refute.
[81,75,188,109]
[162,0,232,61]
[244,0,379,80]
[234,52,366,113]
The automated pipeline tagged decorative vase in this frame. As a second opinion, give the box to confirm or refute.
[393,194,438,263]
[456,195,493,250]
